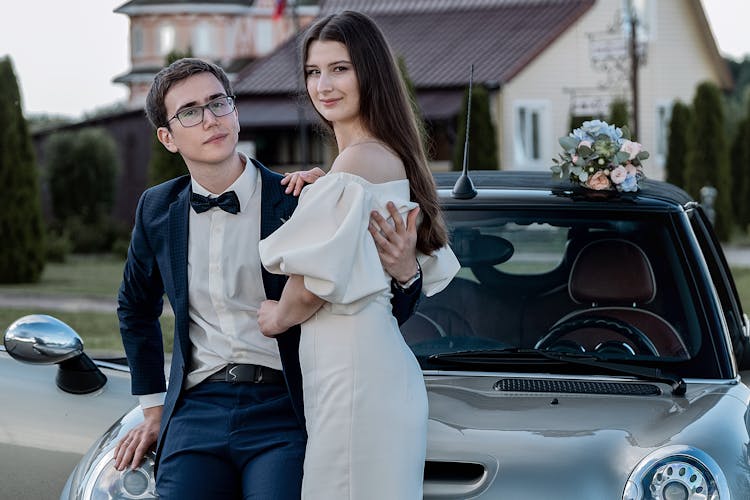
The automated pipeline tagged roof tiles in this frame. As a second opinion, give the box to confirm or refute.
[234,0,594,95]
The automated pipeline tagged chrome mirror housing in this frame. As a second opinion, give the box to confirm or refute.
[4,314,84,365]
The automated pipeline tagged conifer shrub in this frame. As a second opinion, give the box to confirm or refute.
[452,85,498,170]
[0,57,45,282]
[665,100,691,189]
[685,82,732,240]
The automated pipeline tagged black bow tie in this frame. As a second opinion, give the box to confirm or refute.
[190,191,241,214]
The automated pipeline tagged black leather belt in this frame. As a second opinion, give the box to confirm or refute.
[205,363,285,384]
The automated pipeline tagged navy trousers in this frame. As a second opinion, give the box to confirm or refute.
[156,381,306,500]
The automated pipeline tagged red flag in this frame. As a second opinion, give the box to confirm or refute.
[272,0,286,20]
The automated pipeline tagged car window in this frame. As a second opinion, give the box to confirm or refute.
[688,207,750,369]
[403,207,716,377]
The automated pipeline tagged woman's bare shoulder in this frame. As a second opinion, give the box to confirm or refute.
[330,142,405,183]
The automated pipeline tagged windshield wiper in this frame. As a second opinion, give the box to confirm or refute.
[428,348,687,396]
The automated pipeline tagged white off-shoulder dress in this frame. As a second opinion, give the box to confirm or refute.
[259,172,459,500]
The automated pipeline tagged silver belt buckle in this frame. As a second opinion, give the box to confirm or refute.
[227,364,240,382]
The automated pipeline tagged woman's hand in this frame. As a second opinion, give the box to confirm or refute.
[258,299,287,337]
[281,167,326,196]
[369,203,419,283]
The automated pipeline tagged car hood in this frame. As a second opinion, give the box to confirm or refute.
[423,373,750,499]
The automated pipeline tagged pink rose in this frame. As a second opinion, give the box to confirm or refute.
[625,163,637,176]
[610,165,627,184]
[579,140,593,149]
[620,140,643,160]
[586,170,611,190]
[571,154,579,164]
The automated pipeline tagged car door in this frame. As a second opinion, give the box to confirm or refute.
[688,206,750,376]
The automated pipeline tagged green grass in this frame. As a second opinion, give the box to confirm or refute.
[731,267,750,312]
[0,308,174,354]
[0,254,125,298]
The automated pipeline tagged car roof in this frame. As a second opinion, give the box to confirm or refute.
[433,171,694,211]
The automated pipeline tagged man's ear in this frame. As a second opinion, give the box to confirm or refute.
[157,127,179,153]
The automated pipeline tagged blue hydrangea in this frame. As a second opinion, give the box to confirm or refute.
[572,120,623,145]
[619,174,638,192]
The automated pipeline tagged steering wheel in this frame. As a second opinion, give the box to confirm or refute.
[535,316,659,356]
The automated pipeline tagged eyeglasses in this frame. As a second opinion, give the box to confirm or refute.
[167,95,236,128]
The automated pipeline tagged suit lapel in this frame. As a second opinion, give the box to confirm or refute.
[256,159,294,301]
[168,185,192,361]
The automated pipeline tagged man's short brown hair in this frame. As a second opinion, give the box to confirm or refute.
[145,58,233,129]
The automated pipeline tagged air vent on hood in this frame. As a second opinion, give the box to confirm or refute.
[494,378,661,395]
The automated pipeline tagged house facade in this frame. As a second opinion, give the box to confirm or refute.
[32,0,732,227]
[113,0,319,108]
[500,0,731,179]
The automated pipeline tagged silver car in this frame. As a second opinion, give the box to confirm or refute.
[5,171,750,499]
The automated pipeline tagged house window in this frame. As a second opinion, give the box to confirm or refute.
[193,22,213,56]
[132,26,144,56]
[159,24,176,56]
[655,101,672,166]
[255,19,273,55]
[514,101,548,169]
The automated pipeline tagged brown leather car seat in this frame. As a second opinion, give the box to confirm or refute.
[536,239,689,358]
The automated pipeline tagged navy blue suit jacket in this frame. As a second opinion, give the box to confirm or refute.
[117,158,421,462]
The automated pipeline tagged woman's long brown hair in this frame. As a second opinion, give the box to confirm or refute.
[302,10,448,254]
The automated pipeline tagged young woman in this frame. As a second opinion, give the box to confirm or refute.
[258,10,459,499]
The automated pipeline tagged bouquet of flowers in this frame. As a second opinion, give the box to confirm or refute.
[551,120,649,192]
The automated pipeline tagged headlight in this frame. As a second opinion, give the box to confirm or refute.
[65,408,157,499]
[83,449,157,499]
[623,446,729,500]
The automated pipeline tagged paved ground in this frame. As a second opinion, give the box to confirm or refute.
[2,245,750,314]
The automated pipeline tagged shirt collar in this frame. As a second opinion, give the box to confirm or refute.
[190,152,258,208]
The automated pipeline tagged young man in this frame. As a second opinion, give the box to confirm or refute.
[113,58,423,499]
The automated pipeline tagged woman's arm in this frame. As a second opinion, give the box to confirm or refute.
[258,275,325,336]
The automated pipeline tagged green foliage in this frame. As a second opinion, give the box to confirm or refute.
[147,49,192,186]
[730,98,750,230]
[148,135,188,186]
[46,128,119,223]
[0,57,45,283]
[665,100,691,188]
[45,127,120,252]
[608,98,630,131]
[44,229,72,263]
[452,85,499,170]
[685,81,733,240]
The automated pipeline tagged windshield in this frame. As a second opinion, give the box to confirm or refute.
[403,207,714,378]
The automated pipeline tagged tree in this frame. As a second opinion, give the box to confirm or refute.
[608,98,630,131]
[0,57,45,282]
[685,82,732,240]
[452,84,498,170]
[665,100,691,188]
[730,98,750,230]
[396,55,430,158]
[46,127,120,252]
[148,50,191,186]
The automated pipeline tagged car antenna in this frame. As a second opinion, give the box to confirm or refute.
[452,63,478,199]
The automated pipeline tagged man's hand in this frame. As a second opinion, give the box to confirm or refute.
[258,299,286,337]
[114,405,162,471]
[281,167,326,196]
[369,202,419,283]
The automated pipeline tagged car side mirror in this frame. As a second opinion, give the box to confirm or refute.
[3,314,107,394]
[4,314,83,364]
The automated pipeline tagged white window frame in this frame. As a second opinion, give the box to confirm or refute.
[654,100,672,168]
[513,100,549,170]
[193,22,213,57]
[159,23,176,56]
[132,25,144,56]
[254,19,273,55]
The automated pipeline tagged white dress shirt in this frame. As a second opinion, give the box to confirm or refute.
[139,153,282,408]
